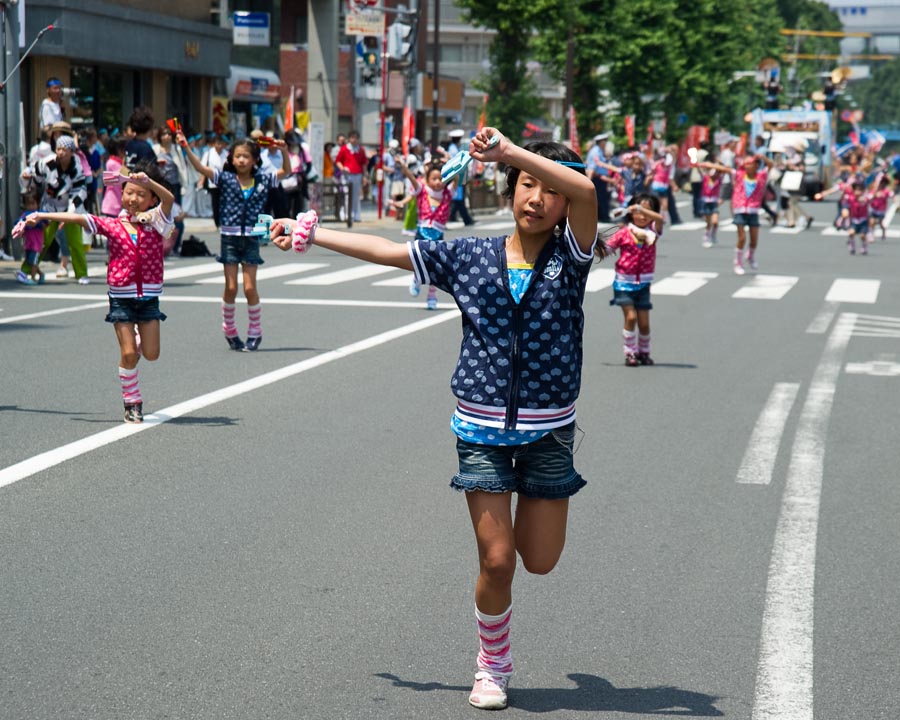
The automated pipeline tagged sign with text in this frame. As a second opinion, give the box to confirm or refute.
[234,12,271,46]
[346,11,383,36]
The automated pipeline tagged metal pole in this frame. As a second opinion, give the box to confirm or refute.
[377,15,388,219]
[430,0,439,153]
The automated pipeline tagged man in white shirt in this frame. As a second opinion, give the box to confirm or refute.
[40,78,65,129]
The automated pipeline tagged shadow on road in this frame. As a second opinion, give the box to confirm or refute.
[375,671,724,715]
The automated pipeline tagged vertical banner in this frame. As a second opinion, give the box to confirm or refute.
[478,94,489,134]
[568,105,579,153]
[212,96,229,135]
[624,115,635,148]
[284,86,295,132]
[401,96,413,156]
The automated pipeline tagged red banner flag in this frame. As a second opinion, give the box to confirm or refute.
[478,94,489,134]
[568,105,579,153]
[624,115,635,147]
[401,95,414,156]
[284,86,295,132]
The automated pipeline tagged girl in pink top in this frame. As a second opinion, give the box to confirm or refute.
[602,192,665,366]
[699,166,724,248]
[100,137,127,217]
[398,158,456,309]
[703,155,774,275]
[868,175,893,240]
[17,160,174,424]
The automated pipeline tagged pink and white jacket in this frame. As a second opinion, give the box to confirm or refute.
[606,223,658,285]
[414,184,453,231]
[731,168,768,214]
[87,207,173,298]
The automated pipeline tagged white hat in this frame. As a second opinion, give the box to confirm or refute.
[388,138,399,149]
[593,132,609,142]
[448,129,465,138]
[406,154,418,167]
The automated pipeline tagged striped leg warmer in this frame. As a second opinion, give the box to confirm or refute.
[119,366,142,405]
[222,302,238,338]
[475,605,513,678]
[247,303,262,339]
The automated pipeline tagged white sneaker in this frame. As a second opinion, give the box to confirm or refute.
[469,672,508,710]
[409,277,420,297]
[749,258,758,270]
[733,262,746,276]
[702,239,713,249]
[0,249,13,260]
[56,267,68,278]
[77,276,90,285]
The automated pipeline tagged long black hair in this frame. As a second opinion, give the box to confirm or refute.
[502,141,587,234]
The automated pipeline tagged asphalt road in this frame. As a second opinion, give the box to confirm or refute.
[1,199,898,719]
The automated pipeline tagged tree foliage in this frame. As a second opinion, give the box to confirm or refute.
[848,58,900,126]
[454,0,846,142]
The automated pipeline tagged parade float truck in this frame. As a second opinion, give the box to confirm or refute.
[750,108,832,199]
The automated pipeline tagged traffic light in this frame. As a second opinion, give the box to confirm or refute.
[362,50,379,67]
[388,20,415,59]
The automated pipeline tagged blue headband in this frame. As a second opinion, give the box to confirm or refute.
[557,161,586,168]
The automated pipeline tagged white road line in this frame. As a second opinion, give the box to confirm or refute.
[653,271,717,296]
[736,382,800,485]
[585,268,615,293]
[372,273,417,287]
[824,278,879,304]
[196,262,329,284]
[751,312,856,720]
[667,220,708,231]
[820,226,900,239]
[852,314,900,338]
[162,261,223,279]
[0,301,109,325]
[732,275,799,300]
[285,265,397,285]
[0,309,461,489]
[806,302,838,334]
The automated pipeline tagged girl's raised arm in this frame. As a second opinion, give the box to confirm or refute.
[471,128,598,253]
[176,131,215,182]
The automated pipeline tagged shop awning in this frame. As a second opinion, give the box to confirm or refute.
[227,65,281,103]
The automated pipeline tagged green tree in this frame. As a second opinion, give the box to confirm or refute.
[454,0,547,138]
[848,58,900,126]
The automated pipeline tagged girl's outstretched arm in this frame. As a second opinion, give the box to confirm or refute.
[22,211,91,231]
[175,131,215,182]
[270,218,413,270]
[470,128,598,253]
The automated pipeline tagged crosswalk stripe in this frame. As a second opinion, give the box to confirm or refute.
[585,268,615,293]
[821,226,900,239]
[653,271,718,296]
[163,261,222,279]
[373,273,416,287]
[732,274,799,300]
[285,265,397,285]
[825,278,880,304]
[196,262,328,284]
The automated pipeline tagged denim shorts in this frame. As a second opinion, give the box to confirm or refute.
[450,422,586,499]
[24,250,39,266]
[699,200,719,216]
[733,212,760,228]
[105,296,167,324]
[610,284,653,310]
[850,220,869,235]
[217,235,264,266]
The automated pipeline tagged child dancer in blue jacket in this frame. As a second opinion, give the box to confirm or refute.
[269,128,599,712]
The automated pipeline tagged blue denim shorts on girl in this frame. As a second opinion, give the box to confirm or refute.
[733,212,760,228]
[450,422,586,499]
[217,235,264,265]
[105,296,167,324]
[610,283,652,310]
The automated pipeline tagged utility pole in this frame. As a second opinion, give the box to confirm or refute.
[0,2,21,259]
[430,0,439,153]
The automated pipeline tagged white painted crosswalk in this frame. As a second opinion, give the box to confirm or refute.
[146,259,884,305]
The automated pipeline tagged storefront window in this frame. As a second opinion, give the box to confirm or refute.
[98,71,126,132]
[69,65,96,128]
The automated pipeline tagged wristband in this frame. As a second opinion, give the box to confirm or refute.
[291,210,318,253]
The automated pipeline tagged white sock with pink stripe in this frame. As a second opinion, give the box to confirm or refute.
[638,332,651,354]
[118,366,142,405]
[475,604,513,678]
[735,248,744,266]
[247,303,262,339]
[623,328,637,356]
[222,302,238,338]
